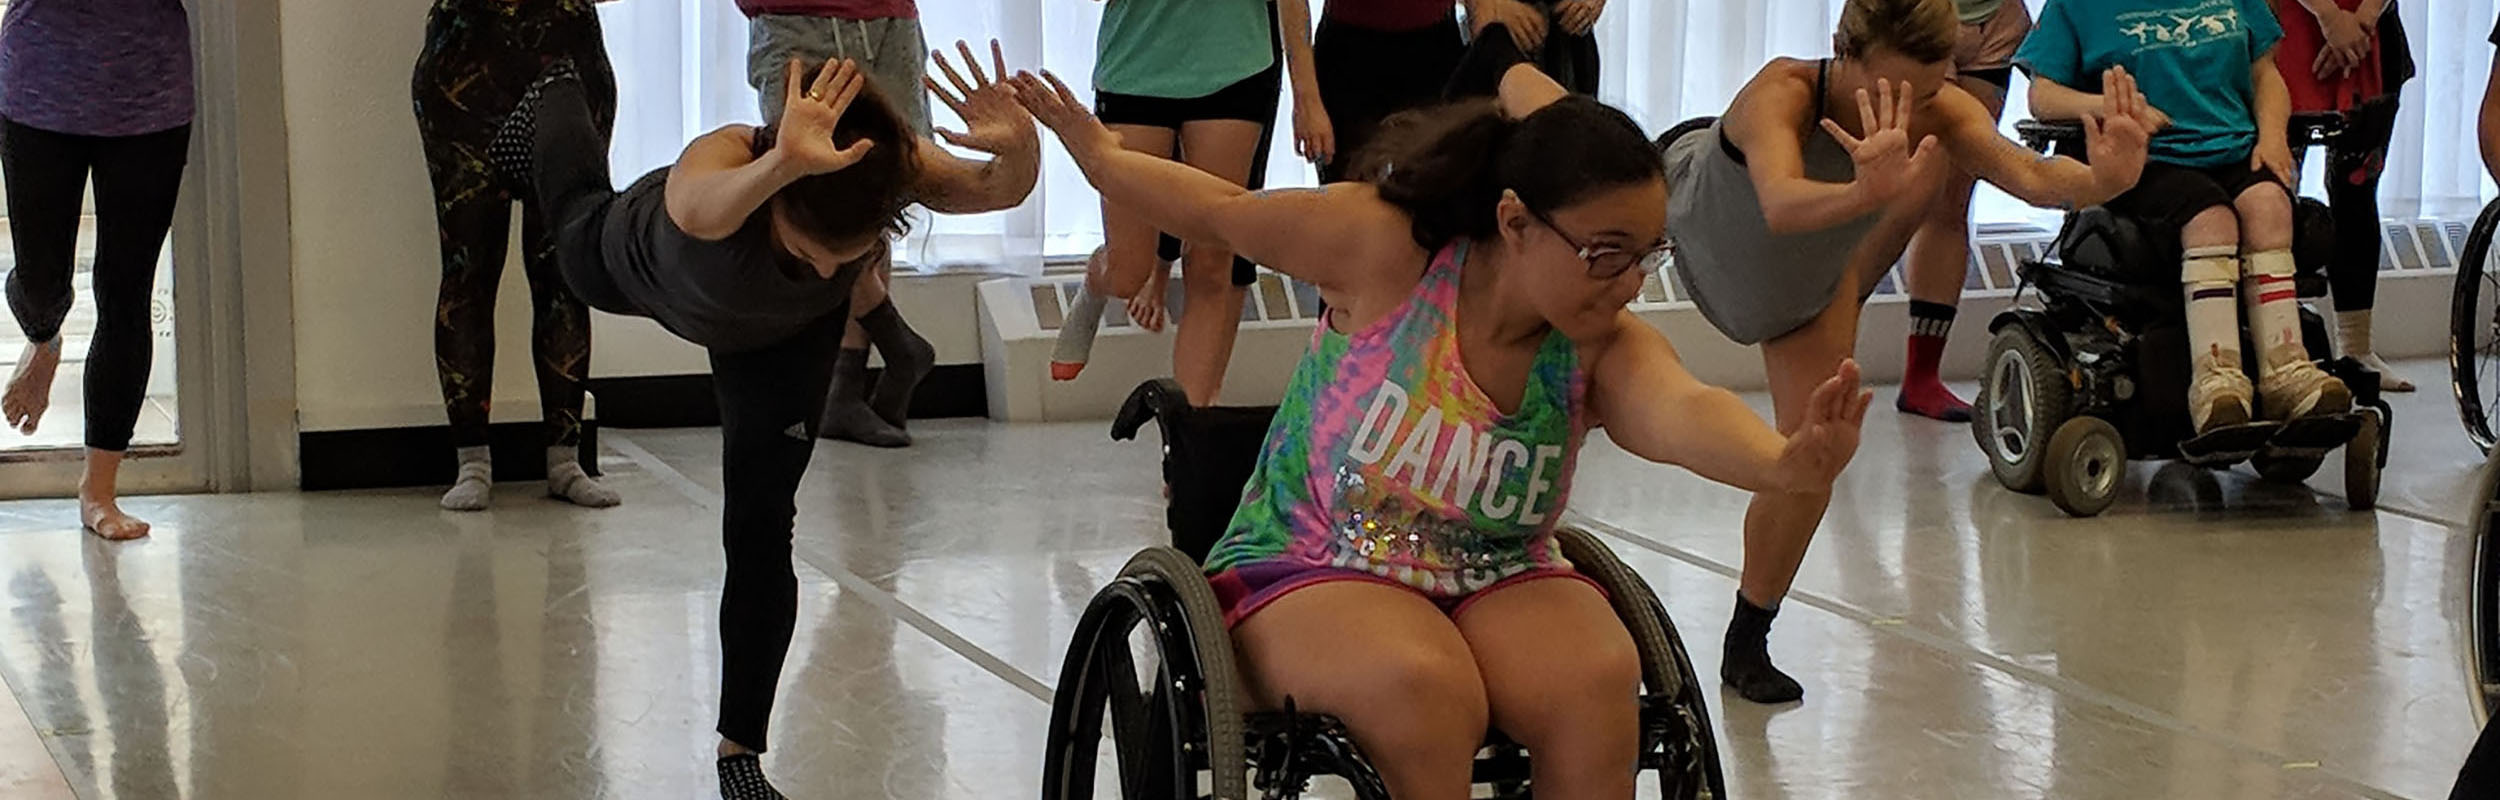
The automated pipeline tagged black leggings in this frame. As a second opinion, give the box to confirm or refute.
[524,74,840,753]
[1,119,190,452]
[2295,98,2398,313]
[1312,13,1466,183]
[411,0,615,448]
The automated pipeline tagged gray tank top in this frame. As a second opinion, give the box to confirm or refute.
[1665,59,1882,345]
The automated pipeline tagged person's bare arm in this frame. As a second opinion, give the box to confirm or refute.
[1944,67,2152,210]
[1277,0,1336,166]
[1009,70,1408,293]
[1591,315,1869,494]
[910,41,1041,214]
[2249,51,2295,186]
[1729,68,1941,234]
[2483,53,2500,185]
[2027,74,2103,122]
[666,59,876,240]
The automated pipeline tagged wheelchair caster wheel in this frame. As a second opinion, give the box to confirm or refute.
[2345,410,2382,511]
[2045,416,2123,518]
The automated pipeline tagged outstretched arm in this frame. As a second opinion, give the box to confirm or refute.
[1590,314,1868,494]
[1946,66,2152,210]
[1008,70,1408,293]
[666,59,875,240]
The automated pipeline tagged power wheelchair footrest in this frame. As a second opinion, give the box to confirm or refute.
[2260,413,2365,460]
[2178,422,2280,466]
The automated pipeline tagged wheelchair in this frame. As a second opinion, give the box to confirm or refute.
[1040,379,1728,800]
[2450,196,2500,455]
[1973,114,2391,517]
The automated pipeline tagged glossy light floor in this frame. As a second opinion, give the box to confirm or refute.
[0,362,2487,799]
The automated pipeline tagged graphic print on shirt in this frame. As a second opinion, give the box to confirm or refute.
[2115,0,2244,51]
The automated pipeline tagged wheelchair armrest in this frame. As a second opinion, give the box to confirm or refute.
[1111,378,1192,442]
[2015,119,2084,155]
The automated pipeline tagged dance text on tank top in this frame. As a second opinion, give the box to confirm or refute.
[1206,241,1589,597]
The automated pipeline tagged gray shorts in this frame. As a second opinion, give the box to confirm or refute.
[748,14,932,136]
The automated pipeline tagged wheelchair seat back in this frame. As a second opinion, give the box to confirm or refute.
[1111,380,1280,564]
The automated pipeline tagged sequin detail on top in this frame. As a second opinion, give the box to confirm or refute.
[1206,240,1589,600]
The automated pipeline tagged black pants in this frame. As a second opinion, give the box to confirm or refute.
[0,119,190,453]
[525,74,841,753]
[2293,97,2399,313]
[411,0,615,448]
[1312,13,1467,183]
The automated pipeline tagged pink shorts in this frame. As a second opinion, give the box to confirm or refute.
[1209,560,1607,628]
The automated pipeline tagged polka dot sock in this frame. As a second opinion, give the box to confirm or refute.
[486,61,580,198]
[716,754,787,800]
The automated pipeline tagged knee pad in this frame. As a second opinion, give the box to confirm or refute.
[2182,245,2240,285]
[2244,248,2296,280]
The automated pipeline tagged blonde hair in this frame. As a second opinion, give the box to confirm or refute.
[1835,0,1960,64]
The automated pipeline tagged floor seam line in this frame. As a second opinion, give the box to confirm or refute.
[1569,511,2415,800]
[605,433,1055,704]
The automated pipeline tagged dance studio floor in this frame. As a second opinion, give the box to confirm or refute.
[0,361,2486,799]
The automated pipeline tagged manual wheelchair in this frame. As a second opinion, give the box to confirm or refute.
[1039,379,1728,800]
[1971,113,2392,517]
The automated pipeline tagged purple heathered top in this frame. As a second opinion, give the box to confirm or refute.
[0,0,195,137]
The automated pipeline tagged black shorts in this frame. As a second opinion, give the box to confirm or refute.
[1095,63,1282,129]
[1096,65,1280,287]
[2102,160,2285,234]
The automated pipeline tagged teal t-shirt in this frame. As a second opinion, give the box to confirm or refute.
[1094,0,1275,99]
[2016,0,2284,168]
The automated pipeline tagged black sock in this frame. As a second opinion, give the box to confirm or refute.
[717,754,788,800]
[858,300,934,429]
[1908,299,1957,339]
[820,347,909,447]
[1722,591,1804,704]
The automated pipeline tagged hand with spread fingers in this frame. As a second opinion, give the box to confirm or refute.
[1821,78,1944,207]
[1007,69,1124,163]
[775,57,878,176]
[926,39,1038,157]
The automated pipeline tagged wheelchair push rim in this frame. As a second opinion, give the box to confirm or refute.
[2451,198,2500,455]
[1043,547,1249,800]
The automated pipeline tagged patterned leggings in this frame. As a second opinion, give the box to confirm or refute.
[410,0,615,448]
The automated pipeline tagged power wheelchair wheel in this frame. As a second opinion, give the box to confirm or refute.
[2452,198,2500,455]
[2044,416,2124,518]
[1975,324,2072,495]
[1043,547,1248,800]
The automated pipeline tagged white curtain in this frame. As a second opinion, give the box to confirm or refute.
[597,0,2500,271]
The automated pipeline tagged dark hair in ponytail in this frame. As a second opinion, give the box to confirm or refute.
[1353,95,1663,251]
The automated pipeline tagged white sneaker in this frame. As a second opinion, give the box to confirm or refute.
[2189,358,2254,434]
[2350,352,2415,392]
[2258,360,2352,421]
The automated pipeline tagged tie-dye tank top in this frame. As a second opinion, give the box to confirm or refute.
[1205,240,1589,599]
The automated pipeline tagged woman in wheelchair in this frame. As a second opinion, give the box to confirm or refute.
[1010,63,1868,798]
[2020,0,2349,433]
[1658,0,2153,705]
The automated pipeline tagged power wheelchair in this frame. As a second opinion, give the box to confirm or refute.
[1039,379,1728,799]
[1972,113,2391,517]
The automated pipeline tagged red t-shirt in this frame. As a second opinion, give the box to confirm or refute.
[1322,0,1458,32]
[736,0,916,20]
[2269,0,2384,112]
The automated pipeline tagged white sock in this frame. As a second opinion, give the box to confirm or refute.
[2335,309,2374,359]
[2182,246,2243,371]
[546,446,621,508]
[2243,249,2306,376]
[1052,286,1106,367]
[440,446,492,511]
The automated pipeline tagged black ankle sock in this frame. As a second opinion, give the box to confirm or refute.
[1722,592,1804,704]
[858,301,934,429]
[717,754,788,800]
[822,348,909,447]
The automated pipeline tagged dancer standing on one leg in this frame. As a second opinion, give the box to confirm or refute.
[1047,0,1284,406]
[743,0,940,447]
[1894,0,2034,422]
[488,46,1036,798]
[1661,0,2152,703]
[1015,59,1866,800]
[2267,0,2416,391]
[412,0,622,511]
[0,0,194,540]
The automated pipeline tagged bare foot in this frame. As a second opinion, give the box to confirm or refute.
[3,340,61,435]
[81,496,151,541]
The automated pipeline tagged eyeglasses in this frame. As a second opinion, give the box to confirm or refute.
[1528,209,1673,279]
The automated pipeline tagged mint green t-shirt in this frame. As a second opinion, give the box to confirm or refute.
[2017,0,2284,168]
[1094,0,1275,99]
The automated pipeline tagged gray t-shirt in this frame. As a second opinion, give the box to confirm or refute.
[573,169,858,354]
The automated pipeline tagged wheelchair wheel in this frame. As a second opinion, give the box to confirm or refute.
[2044,416,2123,517]
[2450,198,2500,455]
[1975,325,2071,495]
[2470,454,2500,724]
[2251,453,2324,484]
[1043,547,1248,800]
[2343,410,2381,511]
[1555,527,1728,800]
